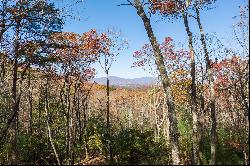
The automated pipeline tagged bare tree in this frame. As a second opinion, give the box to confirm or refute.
[123,0,181,164]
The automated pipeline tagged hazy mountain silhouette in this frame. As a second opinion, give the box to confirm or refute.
[92,76,157,87]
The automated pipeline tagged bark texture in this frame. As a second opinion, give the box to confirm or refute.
[195,6,217,165]
[133,0,180,164]
[182,10,200,165]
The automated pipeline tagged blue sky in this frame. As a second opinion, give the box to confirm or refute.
[55,0,245,78]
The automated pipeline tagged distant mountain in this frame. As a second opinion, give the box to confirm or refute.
[92,76,157,87]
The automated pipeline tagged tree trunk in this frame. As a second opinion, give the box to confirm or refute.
[0,0,8,43]
[11,59,18,164]
[199,63,206,165]
[182,11,199,165]
[10,20,21,164]
[73,81,82,162]
[195,6,217,165]
[28,68,33,135]
[133,0,180,164]
[82,92,89,160]
[106,71,113,162]
[44,77,60,165]
[65,76,72,165]
[77,86,82,143]
[38,82,43,136]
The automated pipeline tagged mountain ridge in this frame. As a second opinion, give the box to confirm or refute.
[92,76,157,87]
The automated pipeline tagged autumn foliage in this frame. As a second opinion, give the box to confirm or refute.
[0,0,248,165]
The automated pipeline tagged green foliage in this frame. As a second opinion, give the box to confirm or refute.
[0,140,11,164]
[197,129,245,165]
[112,128,170,165]
[16,133,52,165]
[216,128,245,165]
[82,117,171,165]
[87,117,107,156]
[0,115,247,165]
[177,107,193,163]
[110,85,117,91]
[176,107,245,165]
[216,141,244,165]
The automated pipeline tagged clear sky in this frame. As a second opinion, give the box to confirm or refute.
[54,0,246,78]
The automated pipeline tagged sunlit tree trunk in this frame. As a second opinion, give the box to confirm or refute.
[82,90,89,160]
[199,63,206,165]
[64,74,73,165]
[38,82,43,136]
[28,68,33,135]
[182,10,200,165]
[44,77,60,165]
[195,6,217,165]
[133,0,180,164]
[238,72,249,165]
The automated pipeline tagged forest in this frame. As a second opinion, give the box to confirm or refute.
[0,0,249,165]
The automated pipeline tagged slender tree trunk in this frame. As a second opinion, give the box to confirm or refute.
[182,11,199,165]
[28,68,33,135]
[82,83,94,161]
[82,92,89,160]
[106,71,113,162]
[140,107,144,133]
[44,77,60,165]
[195,6,217,165]
[154,103,158,141]
[239,76,249,116]
[0,0,8,43]
[77,85,82,143]
[238,74,249,165]
[198,63,206,164]
[70,106,74,165]
[133,0,180,164]
[38,82,43,136]
[243,148,249,165]
[65,76,72,165]
[106,72,110,133]
[73,81,80,162]
[0,52,6,85]
[10,20,21,164]
[0,0,7,82]
[11,58,18,164]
